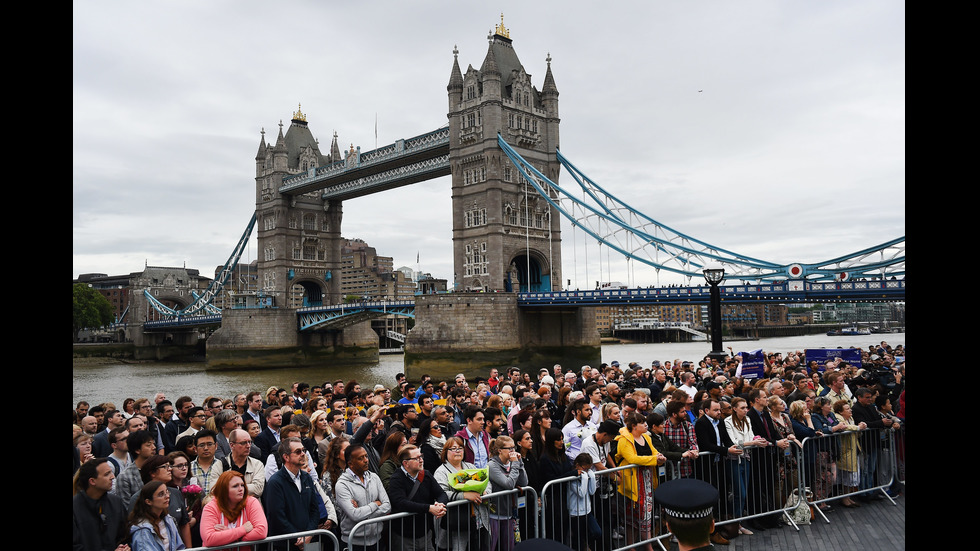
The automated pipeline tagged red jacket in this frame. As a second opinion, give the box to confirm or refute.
[454,427,490,466]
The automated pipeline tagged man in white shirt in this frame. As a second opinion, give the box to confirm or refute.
[562,399,598,461]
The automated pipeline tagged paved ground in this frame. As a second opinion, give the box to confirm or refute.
[698,494,906,551]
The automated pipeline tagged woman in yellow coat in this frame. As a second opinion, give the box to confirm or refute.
[615,412,665,551]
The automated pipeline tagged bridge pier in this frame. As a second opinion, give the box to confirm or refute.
[405,293,600,381]
[206,308,378,369]
[132,324,205,361]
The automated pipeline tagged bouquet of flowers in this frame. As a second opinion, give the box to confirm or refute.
[449,468,489,493]
[182,484,204,509]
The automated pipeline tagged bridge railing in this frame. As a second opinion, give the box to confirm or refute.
[297,299,416,313]
[518,279,905,304]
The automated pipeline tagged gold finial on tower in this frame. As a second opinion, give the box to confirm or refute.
[495,13,510,39]
[292,103,307,122]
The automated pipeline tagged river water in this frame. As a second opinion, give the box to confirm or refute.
[72,332,904,407]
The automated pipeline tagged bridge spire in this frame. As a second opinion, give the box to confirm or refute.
[329,130,341,163]
[480,40,500,76]
[543,53,559,97]
[448,45,463,92]
[255,127,267,160]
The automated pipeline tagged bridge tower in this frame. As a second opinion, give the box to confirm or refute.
[448,20,562,293]
[254,106,344,307]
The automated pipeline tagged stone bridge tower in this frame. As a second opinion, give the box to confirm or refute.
[254,106,344,307]
[448,20,562,293]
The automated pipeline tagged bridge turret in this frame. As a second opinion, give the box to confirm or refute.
[255,128,267,178]
[273,121,288,172]
[448,45,463,111]
[329,131,341,164]
[449,20,562,293]
[479,37,502,102]
[541,54,559,119]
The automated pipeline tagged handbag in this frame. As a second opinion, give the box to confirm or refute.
[784,487,813,525]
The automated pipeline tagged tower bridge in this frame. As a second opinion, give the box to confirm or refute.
[133,21,903,377]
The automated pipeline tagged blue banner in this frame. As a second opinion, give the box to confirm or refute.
[737,349,765,379]
[805,348,863,371]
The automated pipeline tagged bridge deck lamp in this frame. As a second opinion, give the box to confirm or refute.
[703,264,727,364]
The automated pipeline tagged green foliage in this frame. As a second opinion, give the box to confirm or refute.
[73,283,115,339]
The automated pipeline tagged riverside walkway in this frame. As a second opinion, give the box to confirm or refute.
[724,494,905,550]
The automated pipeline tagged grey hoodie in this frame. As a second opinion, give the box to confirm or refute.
[334,469,392,545]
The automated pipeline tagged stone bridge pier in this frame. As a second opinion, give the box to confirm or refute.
[405,293,600,381]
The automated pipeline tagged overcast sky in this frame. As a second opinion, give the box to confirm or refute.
[73,1,904,289]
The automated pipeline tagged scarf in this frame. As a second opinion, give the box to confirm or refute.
[428,433,447,451]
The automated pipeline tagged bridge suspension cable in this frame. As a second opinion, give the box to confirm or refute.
[497,135,904,283]
[144,214,257,318]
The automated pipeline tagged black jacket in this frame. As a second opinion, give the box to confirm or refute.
[387,468,449,535]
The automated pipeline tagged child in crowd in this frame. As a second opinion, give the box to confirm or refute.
[568,452,597,551]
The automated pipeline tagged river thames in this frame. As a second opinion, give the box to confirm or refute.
[72,332,904,406]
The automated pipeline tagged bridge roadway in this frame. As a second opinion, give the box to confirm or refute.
[519,279,905,305]
[140,279,904,331]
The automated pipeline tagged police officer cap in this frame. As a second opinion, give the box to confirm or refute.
[656,478,718,520]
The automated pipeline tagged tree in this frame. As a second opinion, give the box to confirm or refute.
[73,283,115,341]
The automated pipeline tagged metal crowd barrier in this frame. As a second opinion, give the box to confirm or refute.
[346,487,536,551]
[690,445,805,532]
[800,427,901,523]
[536,446,811,551]
[539,463,667,551]
[186,528,339,551]
[894,425,906,486]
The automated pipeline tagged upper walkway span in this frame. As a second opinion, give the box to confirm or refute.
[279,127,450,200]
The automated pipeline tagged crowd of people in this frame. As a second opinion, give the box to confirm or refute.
[73,341,905,551]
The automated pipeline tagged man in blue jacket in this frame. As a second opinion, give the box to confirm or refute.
[265,437,322,550]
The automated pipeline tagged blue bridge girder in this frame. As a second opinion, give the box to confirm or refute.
[139,279,902,334]
[517,279,905,306]
[297,300,417,332]
[280,127,450,200]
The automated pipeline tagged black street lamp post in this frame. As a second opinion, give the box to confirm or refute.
[704,265,727,364]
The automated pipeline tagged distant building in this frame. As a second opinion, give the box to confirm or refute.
[74,266,212,324]
[340,238,416,300]
[596,304,703,335]
[212,260,260,310]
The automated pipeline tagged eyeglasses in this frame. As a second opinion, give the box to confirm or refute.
[156,464,173,471]
[233,440,252,446]
[290,448,306,456]
[447,447,464,452]
[404,456,423,462]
